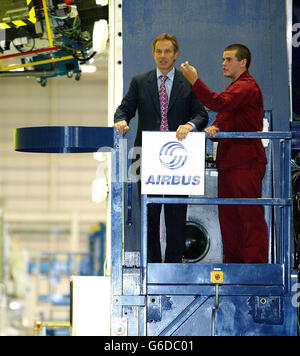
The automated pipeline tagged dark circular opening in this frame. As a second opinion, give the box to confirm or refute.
[182,222,210,263]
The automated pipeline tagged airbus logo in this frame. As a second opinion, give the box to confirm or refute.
[159,141,188,170]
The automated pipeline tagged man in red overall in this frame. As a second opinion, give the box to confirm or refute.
[181,44,268,263]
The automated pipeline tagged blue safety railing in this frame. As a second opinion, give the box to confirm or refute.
[12,126,296,335]
[140,132,293,301]
[12,126,295,335]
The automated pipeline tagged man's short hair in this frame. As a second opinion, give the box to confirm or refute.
[152,33,179,53]
[224,44,251,69]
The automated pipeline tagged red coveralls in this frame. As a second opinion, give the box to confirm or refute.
[191,71,268,263]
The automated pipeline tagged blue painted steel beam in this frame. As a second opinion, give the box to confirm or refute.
[113,295,146,306]
[147,264,283,286]
[14,126,114,153]
[144,197,291,206]
[158,296,210,336]
[147,285,285,297]
[210,132,291,139]
[111,129,124,320]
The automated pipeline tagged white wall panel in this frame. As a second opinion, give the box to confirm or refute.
[0,59,109,253]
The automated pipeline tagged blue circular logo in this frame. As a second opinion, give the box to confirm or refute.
[159,141,188,170]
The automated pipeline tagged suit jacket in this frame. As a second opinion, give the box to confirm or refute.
[114,68,208,147]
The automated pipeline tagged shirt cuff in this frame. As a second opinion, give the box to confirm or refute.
[187,122,197,132]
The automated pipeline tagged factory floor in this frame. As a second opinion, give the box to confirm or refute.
[1,275,70,336]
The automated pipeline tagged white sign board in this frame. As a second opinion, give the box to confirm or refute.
[141,131,206,195]
[71,276,111,336]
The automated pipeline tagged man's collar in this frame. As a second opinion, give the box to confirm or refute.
[156,67,175,80]
[232,69,249,83]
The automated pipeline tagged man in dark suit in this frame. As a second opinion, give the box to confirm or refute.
[114,33,208,263]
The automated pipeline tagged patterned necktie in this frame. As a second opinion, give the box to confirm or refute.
[159,75,169,131]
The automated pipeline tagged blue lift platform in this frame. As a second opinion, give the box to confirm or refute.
[14,124,299,336]
[113,130,298,336]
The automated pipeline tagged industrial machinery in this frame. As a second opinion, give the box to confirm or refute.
[0,0,108,86]
[11,0,300,336]
[13,125,299,336]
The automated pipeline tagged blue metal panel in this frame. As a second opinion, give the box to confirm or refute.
[213,294,297,336]
[122,0,289,132]
[291,122,300,151]
[137,132,296,336]
[146,276,298,336]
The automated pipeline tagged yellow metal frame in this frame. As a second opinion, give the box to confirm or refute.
[33,321,71,336]
[0,55,74,71]
[0,0,37,30]
[0,0,73,71]
[41,0,53,47]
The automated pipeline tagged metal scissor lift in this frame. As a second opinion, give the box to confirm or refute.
[13,126,298,336]
[111,131,298,336]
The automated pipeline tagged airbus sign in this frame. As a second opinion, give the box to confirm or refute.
[141,132,206,195]
[159,141,188,170]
